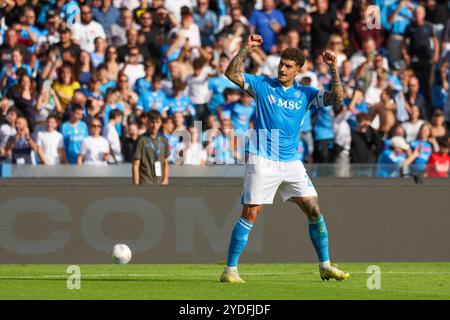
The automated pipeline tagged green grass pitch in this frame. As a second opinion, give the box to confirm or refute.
[0,263,449,300]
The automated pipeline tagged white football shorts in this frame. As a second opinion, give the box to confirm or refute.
[241,153,318,205]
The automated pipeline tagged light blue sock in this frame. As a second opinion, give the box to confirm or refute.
[308,215,330,262]
[226,217,253,267]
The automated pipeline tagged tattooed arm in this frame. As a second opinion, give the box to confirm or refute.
[225,34,264,92]
[321,50,344,108]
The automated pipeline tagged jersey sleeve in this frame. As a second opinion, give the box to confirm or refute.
[304,86,328,109]
[242,73,265,98]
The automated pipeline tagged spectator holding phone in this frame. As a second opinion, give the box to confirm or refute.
[0,48,32,92]
[4,116,39,164]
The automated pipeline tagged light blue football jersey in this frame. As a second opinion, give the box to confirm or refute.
[242,73,329,161]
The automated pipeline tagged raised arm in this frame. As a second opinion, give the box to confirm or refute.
[224,34,264,90]
[321,50,344,108]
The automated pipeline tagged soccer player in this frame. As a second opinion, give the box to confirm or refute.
[220,34,350,283]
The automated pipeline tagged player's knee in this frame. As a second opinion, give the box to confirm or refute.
[241,205,262,223]
[297,196,321,221]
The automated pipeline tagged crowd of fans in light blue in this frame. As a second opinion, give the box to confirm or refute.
[0,0,449,178]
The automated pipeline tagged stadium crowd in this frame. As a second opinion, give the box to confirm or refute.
[0,0,449,177]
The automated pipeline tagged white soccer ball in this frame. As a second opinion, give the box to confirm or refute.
[112,244,132,264]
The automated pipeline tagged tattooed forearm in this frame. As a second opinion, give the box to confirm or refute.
[224,48,247,89]
[324,67,344,107]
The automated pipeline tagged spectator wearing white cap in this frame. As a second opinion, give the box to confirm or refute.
[376,136,420,177]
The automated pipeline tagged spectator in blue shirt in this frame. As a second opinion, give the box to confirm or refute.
[96,64,117,95]
[90,37,107,69]
[410,122,437,175]
[136,73,167,115]
[221,92,256,133]
[102,88,125,136]
[161,116,179,164]
[313,55,335,163]
[166,78,196,123]
[346,89,370,131]
[61,104,89,164]
[17,6,41,53]
[208,54,239,114]
[134,60,155,96]
[210,117,236,164]
[376,135,420,177]
[248,0,286,54]
[313,106,335,163]
[81,76,105,119]
[92,0,120,38]
[160,33,184,77]
[193,0,218,47]
[0,48,32,93]
[386,0,415,65]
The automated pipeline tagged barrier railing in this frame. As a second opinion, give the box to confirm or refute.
[1,163,448,179]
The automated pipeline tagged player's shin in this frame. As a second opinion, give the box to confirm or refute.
[308,215,331,268]
[225,217,253,271]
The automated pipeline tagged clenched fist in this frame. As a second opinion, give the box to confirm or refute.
[244,34,264,51]
[322,50,337,69]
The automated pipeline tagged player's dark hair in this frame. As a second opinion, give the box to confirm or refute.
[148,110,162,121]
[280,48,305,67]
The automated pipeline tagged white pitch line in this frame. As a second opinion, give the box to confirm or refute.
[1,271,450,280]
[0,272,301,279]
